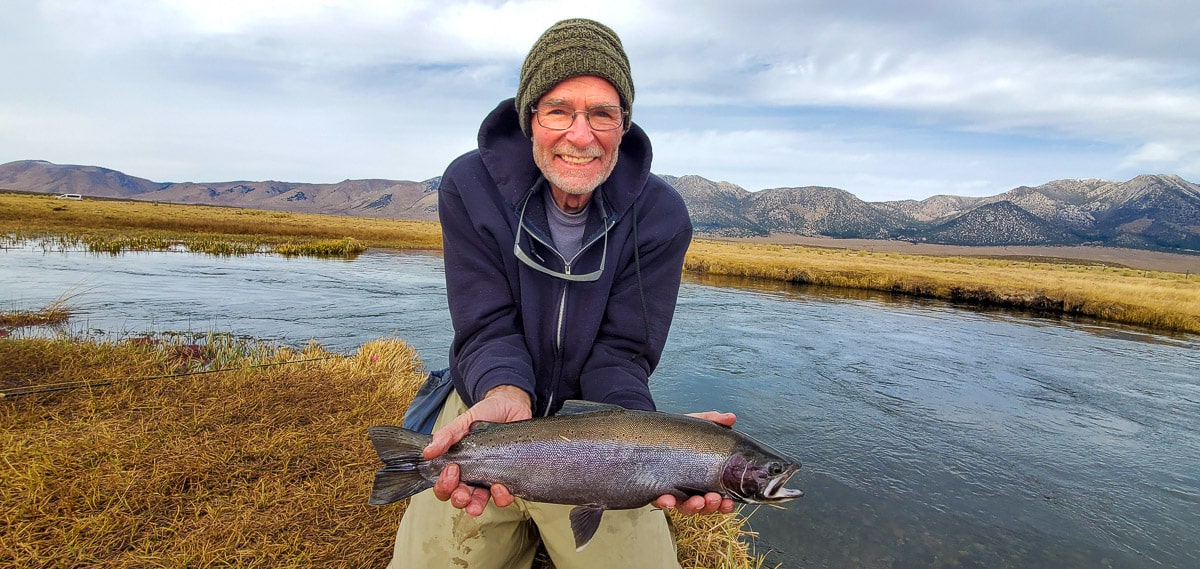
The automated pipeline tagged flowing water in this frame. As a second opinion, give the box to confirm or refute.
[3,245,1198,568]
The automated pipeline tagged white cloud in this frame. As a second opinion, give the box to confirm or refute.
[1123,141,1200,181]
[4,0,1199,197]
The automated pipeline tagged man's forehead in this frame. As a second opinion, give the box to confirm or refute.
[537,76,621,105]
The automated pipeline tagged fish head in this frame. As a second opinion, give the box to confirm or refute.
[720,439,804,504]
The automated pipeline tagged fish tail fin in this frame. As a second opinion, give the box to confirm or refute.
[367,425,435,505]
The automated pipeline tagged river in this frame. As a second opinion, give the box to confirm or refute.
[2,245,1198,568]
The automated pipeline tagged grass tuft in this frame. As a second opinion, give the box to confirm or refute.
[273,237,368,258]
[0,294,79,329]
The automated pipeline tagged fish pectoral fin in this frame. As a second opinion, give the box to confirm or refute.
[673,485,710,497]
[557,400,625,416]
[568,504,606,551]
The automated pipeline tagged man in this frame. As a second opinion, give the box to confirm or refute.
[387,18,735,568]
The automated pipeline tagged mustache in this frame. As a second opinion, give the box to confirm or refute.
[552,142,603,158]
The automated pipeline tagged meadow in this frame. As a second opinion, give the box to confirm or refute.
[0,192,441,255]
[686,240,1200,335]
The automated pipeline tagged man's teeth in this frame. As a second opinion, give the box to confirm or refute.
[560,155,595,165]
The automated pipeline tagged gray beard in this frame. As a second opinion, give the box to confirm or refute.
[534,145,619,196]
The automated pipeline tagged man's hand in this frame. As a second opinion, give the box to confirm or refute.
[654,410,738,516]
[426,385,532,517]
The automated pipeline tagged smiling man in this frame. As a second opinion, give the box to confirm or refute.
[386,19,734,568]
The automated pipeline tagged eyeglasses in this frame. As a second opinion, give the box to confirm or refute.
[531,104,626,131]
[513,189,608,282]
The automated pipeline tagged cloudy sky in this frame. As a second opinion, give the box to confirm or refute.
[2,0,1198,201]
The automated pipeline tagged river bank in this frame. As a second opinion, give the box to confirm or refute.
[3,191,1198,334]
[739,234,1200,274]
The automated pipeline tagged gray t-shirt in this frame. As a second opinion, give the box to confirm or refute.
[544,190,590,263]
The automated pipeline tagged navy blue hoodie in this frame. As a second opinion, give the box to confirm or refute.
[439,98,693,416]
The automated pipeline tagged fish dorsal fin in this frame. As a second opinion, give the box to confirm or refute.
[557,400,625,416]
[569,504,606,551]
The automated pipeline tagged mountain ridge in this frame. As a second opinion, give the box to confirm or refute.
[2,160,1197,254]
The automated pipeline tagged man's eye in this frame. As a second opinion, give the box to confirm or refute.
[591,109,618,120]
[544,107,571,116]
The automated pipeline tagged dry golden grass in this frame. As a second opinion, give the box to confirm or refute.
[686,240,1200,334]
[1,336,422,567]
[669,508,769,569]
[0,298,71,328]
[0,335,766,568]
[0,192,442,251]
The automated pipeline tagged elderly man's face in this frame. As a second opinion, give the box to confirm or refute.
[531,75,623,213]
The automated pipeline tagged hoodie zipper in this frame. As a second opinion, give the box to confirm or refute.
[547,263,569,415]
[523,201,614,416]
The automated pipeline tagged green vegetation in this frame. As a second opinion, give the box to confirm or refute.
[274,237,368,258]
[0,335,766,568]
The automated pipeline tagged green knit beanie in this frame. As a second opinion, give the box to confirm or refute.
[516,18,634,138]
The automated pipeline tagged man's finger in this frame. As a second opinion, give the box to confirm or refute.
[682,495,706,515]
[703,492,722,513]
[720,498,736,514]
[491,483,515,508]
[685,410,737,427]
[465,487,491,516]
[451,485,473,509]
[425,414,472,459]
[433,463,460,501]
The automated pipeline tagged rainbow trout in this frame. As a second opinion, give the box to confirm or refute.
[367,400,803,550]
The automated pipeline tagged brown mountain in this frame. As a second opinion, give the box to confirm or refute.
[660,175,765,237]
[0,160,164,195]
[919,201,1083,246]
[2,160,1197,254]
[0,160,440,221]
[743,185,909,239]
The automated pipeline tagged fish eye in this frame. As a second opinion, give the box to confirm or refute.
[768,462,783,476]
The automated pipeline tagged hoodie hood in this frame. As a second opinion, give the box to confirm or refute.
[476,98,653,218]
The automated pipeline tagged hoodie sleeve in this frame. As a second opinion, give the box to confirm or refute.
[578,176,693,410]
[439,155,537,408]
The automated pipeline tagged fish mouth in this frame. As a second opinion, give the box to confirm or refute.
[762,465,804,502]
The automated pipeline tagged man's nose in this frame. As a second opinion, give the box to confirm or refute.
[564,113,597,144]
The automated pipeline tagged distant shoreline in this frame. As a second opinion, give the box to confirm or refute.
[728,234,1200,274]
